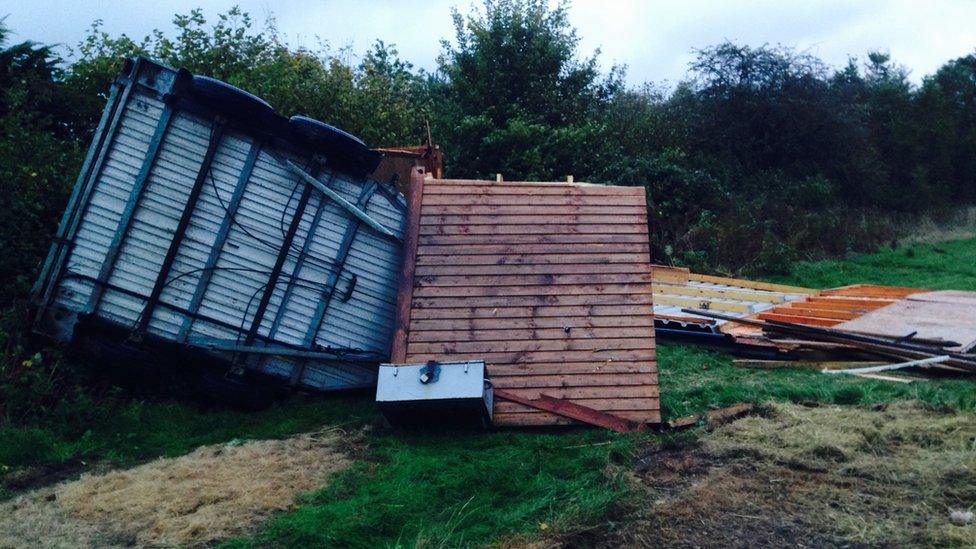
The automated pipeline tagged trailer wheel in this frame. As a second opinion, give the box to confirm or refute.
[196,368,277,410]
[190,75,281,130]
[289,116,382,175]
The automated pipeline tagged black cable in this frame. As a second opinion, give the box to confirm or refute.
[280,179,300,238]
[207,160,350,279]
[236,280,270,345]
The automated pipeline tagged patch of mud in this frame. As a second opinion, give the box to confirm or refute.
[1,458,112,495]
[0,429,354,548]
[606,401,976,548]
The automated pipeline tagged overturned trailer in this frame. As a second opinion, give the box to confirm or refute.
[30,57,407,391]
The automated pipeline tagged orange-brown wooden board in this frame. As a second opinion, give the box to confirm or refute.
[414,263,652,277]
[415,242,650,255]
[405,348,655,364]
[489,372,657,387]
[424,184,639,195]
[419,214,648,226]
[395,177,658,427]
[821,284,923,298]
[487,362,656,375]
[415,253,650,266]
[766,306,859,320]
[410,304,654,320]
[495,399,659,413]
[756,312,842,326]
[422,194,645,206]
[412,283,654,298]
[415,272,655,287]
[418,233,651,245]
[491,410,661,426]
[420,204,648,215]
[406,337,655,355]
[409,315,656,331]
[412,293,654,308]
[409,326,655,343]
[418,223,649,235]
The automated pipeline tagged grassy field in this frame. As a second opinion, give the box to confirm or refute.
[2,238,976,545]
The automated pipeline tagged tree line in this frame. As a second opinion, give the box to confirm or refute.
[3,0,976,307]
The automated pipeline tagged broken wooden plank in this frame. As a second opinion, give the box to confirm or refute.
[667,403,756,430]
[853,373,917,383]
[493,388,648,432]
[822,355,951,375]
[733,360,887,370]
[704,403,756,428]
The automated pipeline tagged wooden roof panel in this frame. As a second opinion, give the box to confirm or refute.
[391,171,659,427]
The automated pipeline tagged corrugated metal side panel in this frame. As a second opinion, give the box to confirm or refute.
[148,130,254,338]
[190,150,310,338]
[299,361,378,389]
[261,211,343,345]
[255,182,405,388]
[100,110,211,331]
[254,170,352,346]
[59,91,164,311]
[316,233,400,350]
[257,178,405,388]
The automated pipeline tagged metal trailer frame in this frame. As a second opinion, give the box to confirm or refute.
[30,57,407,392]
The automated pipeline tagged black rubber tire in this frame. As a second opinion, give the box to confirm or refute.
[289,115,382,176]
[190,75,283,131]
[195,368,277,411]
[290,115,367,148]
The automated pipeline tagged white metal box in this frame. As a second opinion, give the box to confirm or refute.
[376,360,493,426]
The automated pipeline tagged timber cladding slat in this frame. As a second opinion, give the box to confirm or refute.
[413,263,651,276]
[415,272,655,287]
[424,183,640,195]
[489,372,658,386]
[410,304,654,320]
[415,242,650,255]
[412,293,655,308]
[408,326,655,342]
[395,176,658,427]
[420,204,648,215]
[412,283,655,298]
[405,345,655,364]
[420,214,648,225]
[495,399,659,412]
[415,253,651,265]
[418,223,648,235]
[409,315,656,331]
[422,194,646,206]
[406,337,655,355]
[418,233,650,245]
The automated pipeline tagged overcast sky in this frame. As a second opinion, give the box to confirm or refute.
[5,0,976,87]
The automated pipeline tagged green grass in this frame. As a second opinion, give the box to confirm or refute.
[224,428,637,548]
[767,238,976,290]
[658,345,976,419]
[0,394,373,479]
[4,237,976,545]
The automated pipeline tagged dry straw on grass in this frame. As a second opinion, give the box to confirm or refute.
[622,401,976,547]
[0,488,126,549]
[1,430,351,548]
